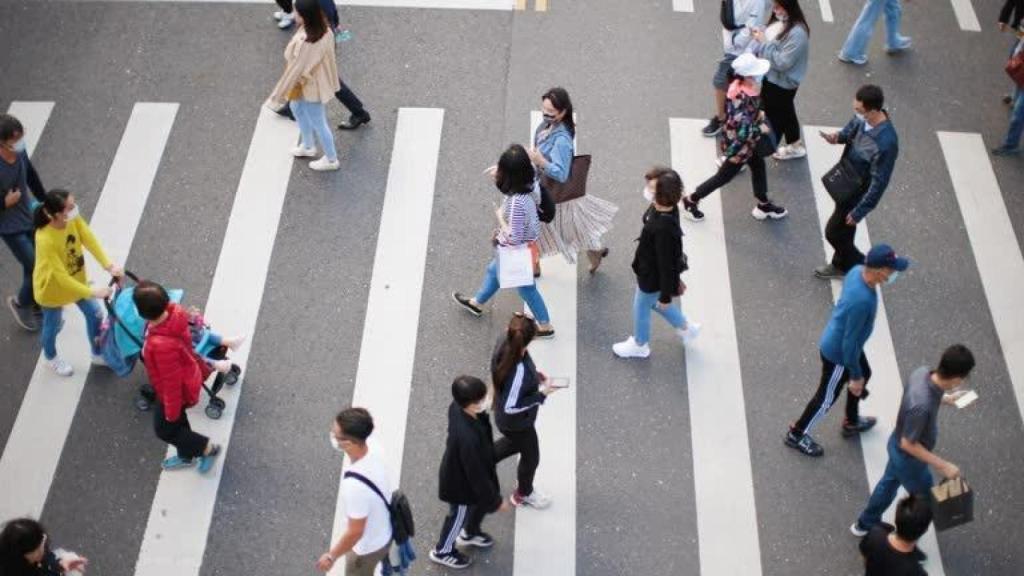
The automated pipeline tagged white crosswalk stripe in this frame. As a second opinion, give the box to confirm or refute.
[949,0,981,32]
[133,107,297,576]
[328,107,445,576]
[805,125,946,576]
[670,118,763,576]
[0,102,177,522]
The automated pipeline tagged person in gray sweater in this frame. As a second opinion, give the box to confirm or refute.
[752,0,810,161]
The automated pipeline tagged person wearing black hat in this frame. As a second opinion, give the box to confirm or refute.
[429,375,511,570]
[785,244,909,457]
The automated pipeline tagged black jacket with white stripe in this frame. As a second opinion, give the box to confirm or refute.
[437,402,502,511]
[491,339,546,433]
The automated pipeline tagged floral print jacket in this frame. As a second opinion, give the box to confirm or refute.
[719,87,766,164]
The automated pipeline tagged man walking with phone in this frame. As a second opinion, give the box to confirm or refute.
[851,344,976,536]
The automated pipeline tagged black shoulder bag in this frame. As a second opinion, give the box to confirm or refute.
[344,471,416,545]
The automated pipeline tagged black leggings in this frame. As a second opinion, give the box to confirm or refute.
[691,154,768,204]
[154,402,209,460]
[274,0,292,13]
[761,79,801,145]
[495,427,540,497]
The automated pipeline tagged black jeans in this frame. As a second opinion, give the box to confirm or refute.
[335,81,369,120]
[154,402,209,460]
[825,200,865,272]
[691,154,768,204]
[494,427,539,497]
[433,503,490,555]
[761,79,801,145]
[793,352,872,436]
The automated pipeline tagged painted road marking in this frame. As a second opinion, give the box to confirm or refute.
[0,102,176,522]
[669,118,762,576]
[949,0,981,32]
[805,126,945,576]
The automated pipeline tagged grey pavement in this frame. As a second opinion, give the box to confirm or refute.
[1,0,1023,575]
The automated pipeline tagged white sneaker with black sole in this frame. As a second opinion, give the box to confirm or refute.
[457,530,494,548]
[428,549,472,569]
[751,202,788,221]
[277,13,295,28]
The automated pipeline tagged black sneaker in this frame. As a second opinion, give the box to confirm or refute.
[429,550,472,569]
[784,430,824,457]
[813,263,845,280]
[751,201,788,221]
[841,416,877,437]
[457,530,495,548]
[682,197,705,222]
[338,113,371,130]
[702,116,723,137]
[7,296,39,331]
[274,106,295,121]
[451,292,482,317]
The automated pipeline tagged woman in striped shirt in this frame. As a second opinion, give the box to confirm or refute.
[452,145,555,339]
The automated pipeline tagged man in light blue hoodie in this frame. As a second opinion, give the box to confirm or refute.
[785,244,910,458]
[703,0,772,137]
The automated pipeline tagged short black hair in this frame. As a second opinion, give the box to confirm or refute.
[0,114,24,142]
[452,375,487,408]
[335,407,374,442]
[133,280,170,321]
[894,494,932,542]
[855,84,885,112]
[655,169,683,206]
[936,344,975,379]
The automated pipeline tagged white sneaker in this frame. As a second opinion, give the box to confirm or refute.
[291,146,317,158]
[277,13,295,29]
[677,322,701,343]
[309,157,340,171]
[773,143,806,160]
[47,358,74,377]
[512,489,552,509]
[612,336,651,359]
[272,9,288,20]
[91,354,109,367]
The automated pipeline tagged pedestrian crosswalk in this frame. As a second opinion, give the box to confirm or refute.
[1,102,1022,575]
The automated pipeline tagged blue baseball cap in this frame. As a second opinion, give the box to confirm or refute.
[865,244,910,271]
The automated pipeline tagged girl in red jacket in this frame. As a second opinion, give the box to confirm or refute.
[134,280,223,473]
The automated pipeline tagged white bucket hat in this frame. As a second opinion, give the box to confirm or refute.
[731,52,771,79]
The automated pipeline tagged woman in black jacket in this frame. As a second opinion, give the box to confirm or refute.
[430,376,510,570]
[0,518,88,576]
[613,168,701,359]
[491,314,560,509]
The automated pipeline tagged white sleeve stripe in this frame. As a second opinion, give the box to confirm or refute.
[503,363,540,415]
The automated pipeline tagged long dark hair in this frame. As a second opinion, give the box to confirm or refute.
[542,87,576,138]
[495,144,536,195]
[296,0,328,43]
[0,518,46,575]
[33,189,70,229]
[491,314,537,408]
[769,0,810,39]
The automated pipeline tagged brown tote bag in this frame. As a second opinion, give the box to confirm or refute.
[540,155,592,204]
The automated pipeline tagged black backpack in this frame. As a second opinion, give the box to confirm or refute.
[344,471,415,544]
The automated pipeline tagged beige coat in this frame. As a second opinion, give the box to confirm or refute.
[266,28,340,108]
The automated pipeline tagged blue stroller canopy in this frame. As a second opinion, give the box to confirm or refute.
[112,286,183,357]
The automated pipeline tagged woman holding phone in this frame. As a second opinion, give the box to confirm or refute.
[491,313,560,509]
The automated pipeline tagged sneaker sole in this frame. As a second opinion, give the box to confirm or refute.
[7,301,38,331]
[451,293,482,317]
[456,537,494,549]
[613,349,650,359]
[850,522,869,537]
[535,331,555,340]
[428,552,471,569]
[682,213,704,223]
[702,128,722,137]
[783,436,824,457]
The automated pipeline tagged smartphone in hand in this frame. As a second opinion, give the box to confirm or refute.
[953,390,979,409]
[547,377,571,389]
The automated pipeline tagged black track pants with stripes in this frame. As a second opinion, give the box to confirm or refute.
[434,503,488,555]
[792,352,872,436]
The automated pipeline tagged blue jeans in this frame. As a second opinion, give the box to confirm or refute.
[857,434,934,529]
[839,0,906,61]
[473,258,550,325]
[289,99,337,162]
[1,231,35,307]
[633,287,686,346]
[41,298,104,360]
[1001,90,1024,150]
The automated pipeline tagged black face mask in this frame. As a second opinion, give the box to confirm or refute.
[542,113,557,123]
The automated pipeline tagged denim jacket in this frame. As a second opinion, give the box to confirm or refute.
[533,121,574,184]
[838,114,899,222]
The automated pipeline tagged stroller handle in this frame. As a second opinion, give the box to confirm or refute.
[108,269,142,288]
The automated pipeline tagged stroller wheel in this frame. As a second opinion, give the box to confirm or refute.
[135,395,153,412]
[225,365,241,386]
[205,402,223,420]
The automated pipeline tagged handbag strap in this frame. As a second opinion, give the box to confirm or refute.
[344,470,391,508]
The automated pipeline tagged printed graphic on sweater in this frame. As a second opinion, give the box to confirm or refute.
[64,234,85,277]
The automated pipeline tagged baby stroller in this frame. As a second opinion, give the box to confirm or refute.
[97,271,241,419]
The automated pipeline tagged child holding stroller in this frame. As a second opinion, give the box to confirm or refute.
[133,280,227,473]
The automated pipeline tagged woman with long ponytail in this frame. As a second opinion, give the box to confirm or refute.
[33,190,122,377]
[490,313,560,509]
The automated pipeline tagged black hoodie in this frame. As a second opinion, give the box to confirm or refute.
[437,402,502,511]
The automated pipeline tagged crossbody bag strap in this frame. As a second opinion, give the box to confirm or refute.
[344,471,390,508]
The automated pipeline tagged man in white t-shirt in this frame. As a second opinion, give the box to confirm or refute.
[317,408,393,575]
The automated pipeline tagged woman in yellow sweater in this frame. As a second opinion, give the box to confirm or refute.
[33,190,122,377]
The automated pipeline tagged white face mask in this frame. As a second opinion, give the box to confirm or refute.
[329,433,345,453]
[855,112,866,123]
[64,206,80,221]
[773,9,787,21]
[473,396,492,414]
[11,139,26,153]
[885,270,900,286]
[642,185,654,203]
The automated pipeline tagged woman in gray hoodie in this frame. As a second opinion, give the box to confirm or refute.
[753,0,810,161]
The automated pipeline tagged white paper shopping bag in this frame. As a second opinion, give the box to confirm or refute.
[497,245,534,288]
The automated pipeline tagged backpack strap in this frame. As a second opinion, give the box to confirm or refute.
[344,471,391,508]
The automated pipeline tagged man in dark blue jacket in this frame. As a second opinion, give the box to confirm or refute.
[786,244,910,457]
[429,375,510,570]
[815,85,899,279]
